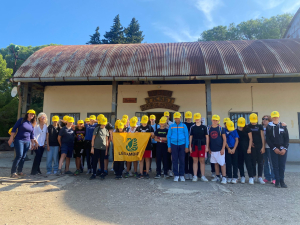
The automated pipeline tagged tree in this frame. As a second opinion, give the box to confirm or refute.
[199,13,293,41]
[102,14,125,44]
[86,26,101,45]
[124,18,145,43]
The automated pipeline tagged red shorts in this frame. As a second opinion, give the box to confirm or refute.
[143,150,152,158]
[190,145,206,158]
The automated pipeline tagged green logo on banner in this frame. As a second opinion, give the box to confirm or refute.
[126,138,138,152]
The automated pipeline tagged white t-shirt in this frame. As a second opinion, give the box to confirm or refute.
[34,124,48,147]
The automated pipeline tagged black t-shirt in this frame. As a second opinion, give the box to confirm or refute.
[208,126,225,152]
[237,126,251,149]
[190,124,208,145]
[74,127,86,146]
[136,125,154,150]
[47,125,61,146]
[154,128,168,147]
[184,122,194,133]
[248,124,263,147]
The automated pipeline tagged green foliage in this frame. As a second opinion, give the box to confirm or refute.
[102,14,125,44]
[86,26,101,44]
[199,13,293,41]
[0,97,18,137]
[124,18,145,43]
[0,54,13,108]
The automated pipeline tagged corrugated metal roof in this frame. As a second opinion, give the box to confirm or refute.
[14,38,300,79]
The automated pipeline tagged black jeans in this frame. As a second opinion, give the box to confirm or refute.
[92,148,105,175]
[156,144,168,175]
[251,145,264,177]
[238,145,254,178]
[114,161,124,176]
[185,152,193,174]
[31,146,44,175]
[271,149,287,182]
[225,149,238,178]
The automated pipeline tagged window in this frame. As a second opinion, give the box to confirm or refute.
[230,112,258,127]
[50,113,80,125]
[87,113,112,123]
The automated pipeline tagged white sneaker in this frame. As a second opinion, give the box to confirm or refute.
[221,177,227,184]
[86,169,91,175]
[211,176,220,182]
[211,172,216,178]
[168,170,174,177]
[180,176,185,182]
[184,174,189,180]
[258,177,265,184]
[189,174,193,180]
[192,175,198,182]
[227,178,232,183]
[129,171,133,177]
[201,176,208,182]
[241,176,246,184]
[249,177,254,185]
[174,176,179,182]
[231,178,238,184]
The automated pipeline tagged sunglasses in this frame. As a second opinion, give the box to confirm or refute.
[262,118,269,120]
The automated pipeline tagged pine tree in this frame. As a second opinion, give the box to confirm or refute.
[86,26,101,45]
[124,18,145,43]
[102,14,125,44]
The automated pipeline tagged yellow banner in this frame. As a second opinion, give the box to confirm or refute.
[113,133,151,161]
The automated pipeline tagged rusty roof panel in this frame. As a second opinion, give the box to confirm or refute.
[14,39,300,79]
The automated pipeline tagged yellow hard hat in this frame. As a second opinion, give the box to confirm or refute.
[52,116,59,122]
[194,113,201,120]
[115,120,120,129]
[130,118,137,127]
[100,117,108,125]
[223,118,231,124]
[237,117,246,127]
[89,115,96,120]
[67,117,74,123]
[271,111,280,118]
[249,113,258,123]
[185,111,192,119]
[8,128,13,135]
[63,115,69,121]
[121,118,127,125]
[133,116,138,121]
[159,117,167,124]
[97,114,104,121]
[164,111,170,117]
[77,120,84,125]
[85,118,90,122]
[122,115,128,120]
[142,115,149,122]
[27,109,36,114]
[212,115,220,121]
[226,121,235,131]
[174,112,181,119]
[150,115,156,120]
[118,122,125,129]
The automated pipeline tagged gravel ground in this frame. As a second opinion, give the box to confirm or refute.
[1,151,300,225]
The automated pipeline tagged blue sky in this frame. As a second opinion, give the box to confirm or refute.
[1,0,300,48]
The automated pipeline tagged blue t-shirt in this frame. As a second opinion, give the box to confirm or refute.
[226,129,239,148]
[85,123,98,141]
[208,126,225,152]
[12,118,34,142]
[59,126,75,146]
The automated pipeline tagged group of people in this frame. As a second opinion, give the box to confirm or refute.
[8,109,289,188]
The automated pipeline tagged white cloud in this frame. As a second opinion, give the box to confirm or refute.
[282,1,300,13]
[254,0,284,9]
[193,0,223,25]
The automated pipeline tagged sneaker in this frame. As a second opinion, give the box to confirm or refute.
[136,173,143,179]
[249,177,254,185]
[231,178,238,184]
[211,172,216,178]
[275,180,280,188]
[86,169,92,175]
[53,171,58,175]
[227,178,232,183]
[180,176,185,182]
[46,172,52,175]
[241,176,246,184]
[272,180,276,184]
[129,171,133,177]
[164,174,170,179]
[134,172,138,178]
[263,179,270,183]
[189,174,193,180]
[221,177,227,184]
[201,176,208,182]
[168,170,174,177]
[65,171,73,175]
[155,174,161,179]
[111,168,114,171]
[10,173,19,178]
[73,170,80,176]
[184,174,189,180]
[124,172,129,178]
[89,174,96,180]
[258,177,265,185]
[161,170,164,175]
[123,169,127,174]
[192,175,198,182]
[100,174,105,180]
[145,174,150,179]
[56,169,62,176]
[174,176,179,182]
[280,181,287,188]
[211,176,220,182]
[253,177,258,183]
[103,170,108,176]
[96,169,102,176]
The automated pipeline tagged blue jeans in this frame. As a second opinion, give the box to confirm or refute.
[171,144,186,176]
[263,148,275,181]
[47,146,59,173]
[11,140,30,174]
[271,149,287,182]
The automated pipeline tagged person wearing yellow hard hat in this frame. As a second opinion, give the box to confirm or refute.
[266,111,289,188]
[57,117,75,176]
[30,112,48,175]
[236,117,254,184]
[8,109,37,178]
[149,114,158,173]
[225,121,239,184]
[167,112,189,182]
[248,113,265,185]
[112,122,126,179]
[46,115,61,175]
[90,117,110,180]
[135,114,154,179]
[72,120,86,176]
[153,116,169,178]
[189,113,209,182]
[85,118,90,125]
[164,111,173,129]
[61,115,69,127]
[184,111,194,180]
[223,118,231,127]
[208,114,227,184]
